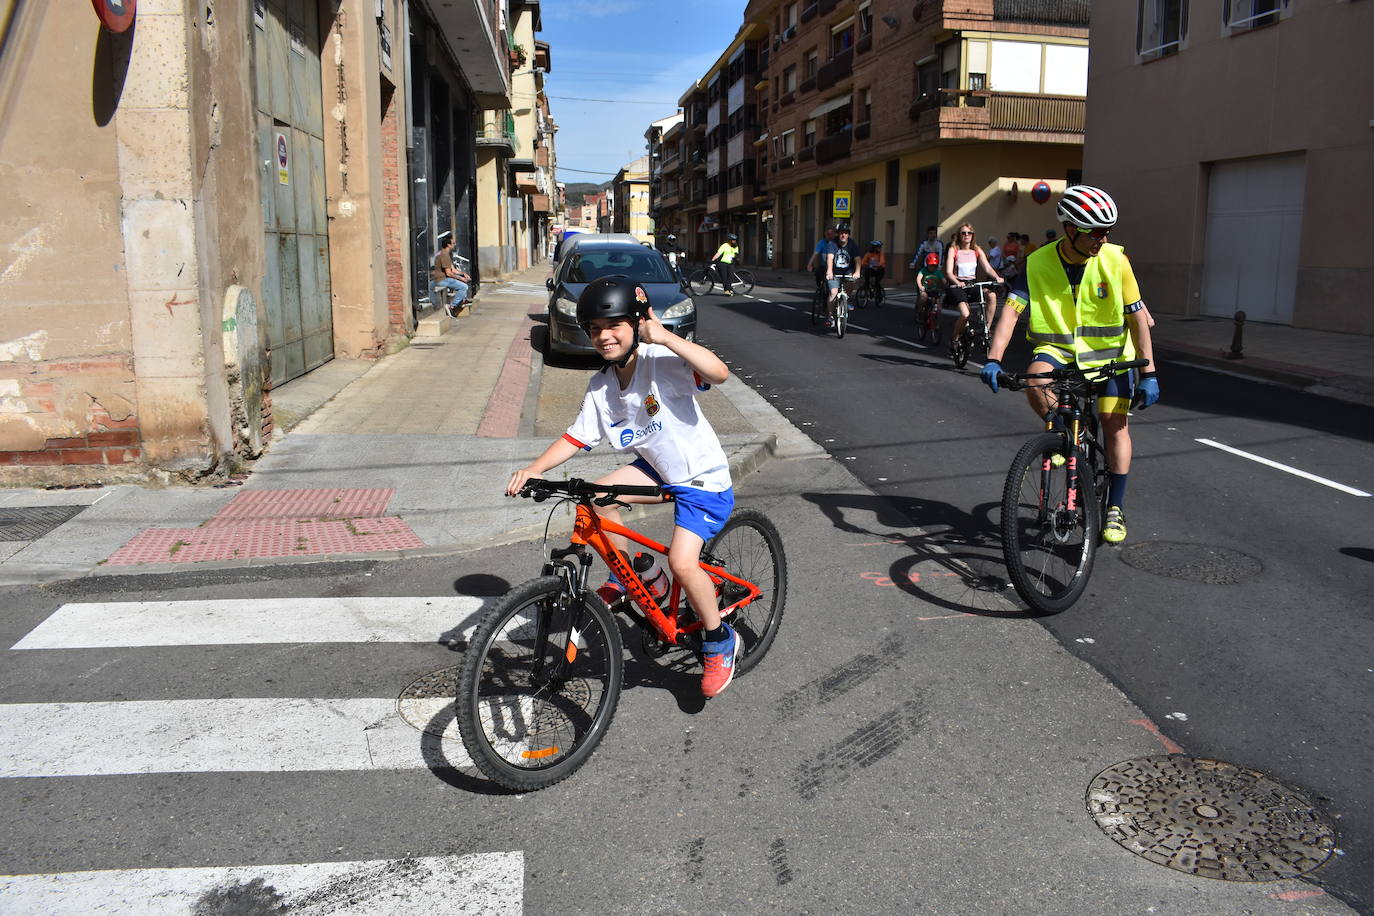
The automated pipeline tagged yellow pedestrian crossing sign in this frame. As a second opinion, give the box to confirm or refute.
[832,191,852,219]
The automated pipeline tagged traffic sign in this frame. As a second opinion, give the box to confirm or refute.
[832,190,852,219]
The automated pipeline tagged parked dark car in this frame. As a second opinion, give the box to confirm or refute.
[544,237,697,357]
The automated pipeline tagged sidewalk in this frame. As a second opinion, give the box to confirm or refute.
[0,267,820,585]
[748,266,1374,408]
[2,263,1370,584]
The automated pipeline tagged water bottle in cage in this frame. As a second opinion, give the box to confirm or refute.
[632,552,670,600]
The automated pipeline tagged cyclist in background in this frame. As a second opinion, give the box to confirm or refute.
[909,225,945,275]
[945,223,1004,356]
[661,233,684,281]
[824,224,860,328]
[506,276,742,697]
[807,226,836,303]
[711,233,741,296]
[980,185,1160,544]
[859,240,886,304]
[916,251,945,312]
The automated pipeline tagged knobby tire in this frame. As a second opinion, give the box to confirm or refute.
[1000,433,1101,613]
[456,576,624,791]
[706,510,787,674]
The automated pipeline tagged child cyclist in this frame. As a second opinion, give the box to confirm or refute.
[916,251,945,312]
[506,276,740,698]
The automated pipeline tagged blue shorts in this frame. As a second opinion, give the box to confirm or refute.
[1033,349,1135,416]
[629,457,734,541]
[827,275,854,291]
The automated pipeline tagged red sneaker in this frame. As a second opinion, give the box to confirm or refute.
[700,624,740,698]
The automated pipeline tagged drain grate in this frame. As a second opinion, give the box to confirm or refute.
[0,505,87,542]
[398,666,459,737]
[1119,541,1262,585]
[1088,755,1335,881]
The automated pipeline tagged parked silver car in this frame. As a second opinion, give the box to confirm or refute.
[545,237,696,357]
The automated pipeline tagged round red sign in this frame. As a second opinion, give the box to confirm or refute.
[1031,180,1053,204]
[92,0,137,33]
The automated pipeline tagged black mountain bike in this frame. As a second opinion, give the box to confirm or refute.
[996,358,1149,613]
[853,270,885,308]
[950,280,1000,369]
[688,263,755,296]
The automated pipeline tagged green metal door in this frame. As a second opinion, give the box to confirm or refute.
[253,0,332,386]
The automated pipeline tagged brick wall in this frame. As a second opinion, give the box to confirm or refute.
[379,81,408,337]
[0,360,143,468]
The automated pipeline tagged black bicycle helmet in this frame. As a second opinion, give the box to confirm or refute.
[834,223,850,234]
[576,275,649,366]
[727,233,738,241]
[869,240,882,248]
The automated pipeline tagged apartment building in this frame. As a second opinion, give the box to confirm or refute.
[737,0,1089,278]
[0,1,539,483]
[644,113,686,243]
[1084,0,1373,332]
[613,156,654,240]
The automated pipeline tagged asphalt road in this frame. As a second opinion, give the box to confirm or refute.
[0,285,1368,913]
[695,280,1374,912]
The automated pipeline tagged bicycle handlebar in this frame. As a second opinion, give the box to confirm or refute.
[520,477,664,502]
[996,358,1150,392]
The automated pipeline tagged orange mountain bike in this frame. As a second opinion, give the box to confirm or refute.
[455,477,787,791]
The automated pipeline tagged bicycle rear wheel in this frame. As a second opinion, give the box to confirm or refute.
[1000,434,1101,614]
[688,270,714,298]
[930,308,943,346]
[731,270,755,295]
[854,285,871,310]
[915,302,930,341]
[706,510,786,675]
[456,576,624,791]
[810,286,823,325]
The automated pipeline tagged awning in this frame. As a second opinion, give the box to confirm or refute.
[808,94,852,120]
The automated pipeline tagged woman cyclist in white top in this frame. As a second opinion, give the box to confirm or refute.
[945,223,1004,355]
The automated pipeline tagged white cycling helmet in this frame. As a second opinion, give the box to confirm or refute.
[1057,185,1118,230]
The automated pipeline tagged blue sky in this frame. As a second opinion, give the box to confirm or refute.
[538,0,744,184]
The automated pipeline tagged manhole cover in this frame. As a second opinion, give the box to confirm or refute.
[0,505,87,542]
[1087,755,1335,881]
[1119,541,1262,585]
[398,666,458,737]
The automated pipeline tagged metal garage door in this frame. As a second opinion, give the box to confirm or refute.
[1202,154,1305,324]
[253,0,333,386]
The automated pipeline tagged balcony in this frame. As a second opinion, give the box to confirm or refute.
[798,145,815,161]
[800,3,818,24]
[907,89,1085,139]
[814,132,852,165]
[854,121,870,141]
[658,188,681,209]
[855,32,872,55]
[428,0,507,102]
[530,193,552,213]
[816,48,852,92]
[779,90,796,107]
[662,154,682,176]
[777,155,795,170]
[818,0,839,13]
[994,0,1090,26]
[799,76,816,94]
[534,147,549,168]
[475,111,517,154]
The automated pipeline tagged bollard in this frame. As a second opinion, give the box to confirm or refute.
[1227,310,1246,359]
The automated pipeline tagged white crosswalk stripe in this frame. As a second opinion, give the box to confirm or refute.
[2,597,517,911]
[0,853,523,915]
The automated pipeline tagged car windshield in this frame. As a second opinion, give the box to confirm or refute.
[564,249,674,284]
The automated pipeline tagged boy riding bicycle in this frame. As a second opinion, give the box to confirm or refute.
[916,251,945,307]
[506,276,741,697]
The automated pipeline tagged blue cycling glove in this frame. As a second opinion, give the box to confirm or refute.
[1134,372,1160,409]
[980,360,1002,393]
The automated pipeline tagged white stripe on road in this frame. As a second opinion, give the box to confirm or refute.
[0,697,470,777]
[0,853,522,915]
[11,598,488,650]
[1195,438,1372,497]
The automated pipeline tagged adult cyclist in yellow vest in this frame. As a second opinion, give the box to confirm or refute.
[712,233,741,296]
[981,185,1160,544]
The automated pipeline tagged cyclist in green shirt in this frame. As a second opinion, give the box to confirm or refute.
[712,234,740,296]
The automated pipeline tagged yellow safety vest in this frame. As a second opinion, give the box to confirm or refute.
[714,243,738,264]
[1025,242,1135,369]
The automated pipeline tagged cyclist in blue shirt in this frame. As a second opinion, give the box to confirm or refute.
[824,224,861,328]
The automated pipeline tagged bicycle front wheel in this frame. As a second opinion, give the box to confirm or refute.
[835,294,848,338]
[707,510,786,675]
[456,576,624,791]
[952,332,969,368]
[688,270,714,297]
[1000,434,1101,614]
[731,270,755,295]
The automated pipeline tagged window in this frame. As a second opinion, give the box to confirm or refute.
[805,51,819,79]
[831,20,854,57]
[916,58,939,106]
[803,119,817,149]
[885,159,899,206]
[825,102,852,136]
[859,3,873,35]
[784,2,797,30]
[1223,0,1286,33]
[783,65,797,93]
[860,88,871,124]
[780,129,796,156]
[1138,0,1188,61]
[940,43,959,102]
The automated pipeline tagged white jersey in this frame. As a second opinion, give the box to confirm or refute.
[563,344,731,491]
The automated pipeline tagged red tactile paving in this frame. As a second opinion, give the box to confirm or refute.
[477,316,536,438]
[104,517,423,565]
[204,488,395,526]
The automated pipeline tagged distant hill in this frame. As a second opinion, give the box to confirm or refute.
[564,181,611,208]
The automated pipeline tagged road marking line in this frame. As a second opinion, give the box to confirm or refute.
[884,335,926,350]
[777,304,795,310]
[1195,438,1372,497]
[0,697,471,777]
[755,298,771,303]
[0,853,523,915]
[11,597,488,650]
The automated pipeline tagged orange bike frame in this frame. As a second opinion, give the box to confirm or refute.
[570,503,760,646]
